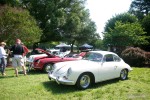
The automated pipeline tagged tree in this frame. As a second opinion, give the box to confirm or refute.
[0,5,42,46]
[21,0,74,42]
[103,21,148,55]
[20,0,99,52]
[129,0,150,51]
[61,7,98,51]
[142,14,150,36]
[141,14,150,51]
[103,13,140,54]
[129,0,150,20]
[91,38,104,50]
[104,13,138,32]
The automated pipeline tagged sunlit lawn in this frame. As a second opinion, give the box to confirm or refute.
[0,67,150,100]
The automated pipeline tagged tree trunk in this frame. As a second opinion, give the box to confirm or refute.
[71,40,75,52]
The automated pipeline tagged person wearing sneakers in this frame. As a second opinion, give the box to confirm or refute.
[0,42,7,76]
[10,39,26,77]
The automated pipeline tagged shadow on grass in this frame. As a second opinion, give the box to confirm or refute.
[91,77,132,89]
[42,81,77,94]
[91,78,120,89]
[42,78,130,94]
[0,70,47,79]
[6,67,47,76]
[26,70,46,75]
[0,75,14,79]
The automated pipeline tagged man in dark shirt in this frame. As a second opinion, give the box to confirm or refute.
[10,39,26,77]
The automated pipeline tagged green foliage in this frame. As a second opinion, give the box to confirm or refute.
[20,0,67,42]
[55,0,98,47]
[128,0,150,51]
[0,0,99,51]
[142,14,150,36]
[129,0,150,19]
[104,13,138,32]
[140,14,150,51]
[103,13,149,54]
[104,21,148,47]
[20,0,99,47]
[89,36,105,50]
[0,5,42,46]
[121,47,150,67]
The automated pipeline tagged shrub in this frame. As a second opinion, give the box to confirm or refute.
[121,47,149,67]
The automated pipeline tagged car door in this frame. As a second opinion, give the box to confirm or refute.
[99,54,120,81]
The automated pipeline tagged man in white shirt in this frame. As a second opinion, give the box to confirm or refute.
[0,42,7,76]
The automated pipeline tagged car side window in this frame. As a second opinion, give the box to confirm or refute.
[104,54,114,62]
[113,55,121,62]
[83,52,102,62]
[93,53,102,62]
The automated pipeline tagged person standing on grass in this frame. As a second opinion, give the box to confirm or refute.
[0,42,7,76]
[10,39,26,77]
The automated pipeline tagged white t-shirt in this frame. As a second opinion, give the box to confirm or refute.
[0,46,7,58]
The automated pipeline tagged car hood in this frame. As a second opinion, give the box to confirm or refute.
[52,60,99,74]
[27,54,47,62]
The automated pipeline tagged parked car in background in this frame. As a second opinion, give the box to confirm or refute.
[47,48,70,57]
[26,48,66,67]
[26,49,47,62]
[48,51,132,89]
[30,48,86,72]
[27,48,70,64]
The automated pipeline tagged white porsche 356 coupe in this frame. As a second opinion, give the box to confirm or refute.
[48,51,132,89]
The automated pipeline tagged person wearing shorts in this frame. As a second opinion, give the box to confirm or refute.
[12,55,24,68]
[10,39,26,77]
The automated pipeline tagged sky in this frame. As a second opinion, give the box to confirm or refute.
[86,0,132,38]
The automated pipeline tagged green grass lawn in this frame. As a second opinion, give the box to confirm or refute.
[0,67,150,100]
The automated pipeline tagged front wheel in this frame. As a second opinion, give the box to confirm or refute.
[76,73,91,89]
[120,69,128,80]
[43,63,53,73]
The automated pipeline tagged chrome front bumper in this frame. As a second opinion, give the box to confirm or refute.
[48,74,75,85]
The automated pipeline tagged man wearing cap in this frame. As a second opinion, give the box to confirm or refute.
[0,42,7,76]
[10,39,26,77]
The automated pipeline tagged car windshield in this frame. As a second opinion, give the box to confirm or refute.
[82,52,103,62]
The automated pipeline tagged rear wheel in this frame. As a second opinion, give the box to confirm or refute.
[76,73,91,89]
[120,69,128,80]
[43,63,53,73]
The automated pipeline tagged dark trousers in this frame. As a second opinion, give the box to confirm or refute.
[0,57,7,74]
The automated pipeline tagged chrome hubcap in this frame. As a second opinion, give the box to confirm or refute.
[121,70,127,79]
[80,75,90,88]
[46,64,52,72]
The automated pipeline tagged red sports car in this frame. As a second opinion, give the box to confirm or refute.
[32,48,86,72]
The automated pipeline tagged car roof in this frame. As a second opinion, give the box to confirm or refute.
[89,51,118,56]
